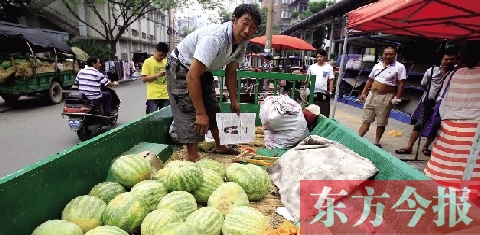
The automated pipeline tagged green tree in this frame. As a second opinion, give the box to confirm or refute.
[294,0,335,50]
[68,39,113,61]
[246,3,280,53]
[62,0,221,56]
[218,7,231,24]
[179,25,197,38]
[0,0,35,23]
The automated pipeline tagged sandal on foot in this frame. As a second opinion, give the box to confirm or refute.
[395,148,413,154]
[422,149,431,156]
[213,146,241,155]
[374,143,382,148]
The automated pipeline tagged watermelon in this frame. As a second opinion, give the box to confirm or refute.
[157,191,198,220]
[32,220,83,235]
[154,222,201,235]
[61,195,107,233]
[131,180,168,211]
[164,160,203,192]
[85,225,128,235]
[185,207,224,235]
[153,168,170,189]
[196,158,226,178]
[207,182,250,216]
[192,168,224,204]
[141,209,183,235]
[102,192,149,234]
[88,182,126,204]
[111,154,152,188]
[225,163,270,201]
[222,206,269,235]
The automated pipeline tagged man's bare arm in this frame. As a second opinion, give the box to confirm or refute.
[141,71,164,83]
[396,80,406,99]
[187,59,208,114]
[225,61,239,103]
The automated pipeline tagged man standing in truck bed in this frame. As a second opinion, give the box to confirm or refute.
[358,45,407,148]
[166,4,261,162]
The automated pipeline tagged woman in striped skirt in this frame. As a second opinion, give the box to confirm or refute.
[424,41,480,201]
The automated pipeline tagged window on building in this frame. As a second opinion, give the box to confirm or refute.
[281,10,291,18]
[274,0,278,5]
[142,32,146,39]
[282,0,291,4]
[274,11,277,20]
[132,29,138,37]
[299,2,308,11]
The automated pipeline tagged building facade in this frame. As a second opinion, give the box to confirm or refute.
[23,0,173,62]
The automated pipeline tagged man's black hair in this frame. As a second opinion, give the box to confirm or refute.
[316,49,327,57]
[86,56,99,67]
[443,49,457,57]
[464,41,480,69]
[233,4,262,26]
[155,42,169,53]
[384,45,397,53]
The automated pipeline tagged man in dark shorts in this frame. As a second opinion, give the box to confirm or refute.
[166,4,261,162]
[395,51,457,156]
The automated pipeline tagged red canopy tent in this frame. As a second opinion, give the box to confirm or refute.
[331,0,480,181]
[347,0,480,40]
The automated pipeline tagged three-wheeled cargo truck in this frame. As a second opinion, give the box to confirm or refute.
[1,71,479,235]
[0,22,78,105]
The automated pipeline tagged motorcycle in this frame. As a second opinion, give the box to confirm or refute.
[62,86,121,141]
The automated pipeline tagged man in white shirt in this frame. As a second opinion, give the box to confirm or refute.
[395,51,457,156]
[358,45,407,148]
[306,49,335,101]
[165,4,261,162]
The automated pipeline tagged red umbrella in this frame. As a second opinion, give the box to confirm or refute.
[347,0,480,40]
[249,35,316,51]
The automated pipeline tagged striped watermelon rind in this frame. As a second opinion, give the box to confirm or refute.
[61,195,107,233]
[111,154,152,188]
[32,220,83,235]
[196,158,226,178]
[156,191,198,220]
[131,180,168,211]
[84,225,129,235]
[140,209,183,235]
[154,222,201,235]
[153,168,170,189]
[88,182,126,204]
[102,192,150,234]
[164,160,203,192]
[222,206,269,235]
[185,207,224,235]
[191,168,224,204]
[225,163,270,201]
[207,182,250,216]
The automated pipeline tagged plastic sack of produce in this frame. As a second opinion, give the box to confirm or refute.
[260,95,309,148]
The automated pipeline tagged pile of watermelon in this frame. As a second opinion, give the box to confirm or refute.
[32,154,272,235]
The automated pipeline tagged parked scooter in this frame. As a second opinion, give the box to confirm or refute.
[62,86,121,141]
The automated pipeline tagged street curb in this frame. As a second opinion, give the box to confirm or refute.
[0,106,13,113]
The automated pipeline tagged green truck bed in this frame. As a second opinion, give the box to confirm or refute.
[0,106,437,234]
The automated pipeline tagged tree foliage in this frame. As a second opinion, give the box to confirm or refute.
[0,0,35,23]
[62,0,221,55]
[68,39,113,61]
[179,26,197,38]
[293,0,335,50]
[246,3,280,53]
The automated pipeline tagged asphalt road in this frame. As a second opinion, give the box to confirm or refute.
[0,79,148,177]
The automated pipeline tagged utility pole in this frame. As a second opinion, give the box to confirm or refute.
[265,0,274,57]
